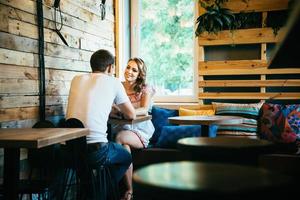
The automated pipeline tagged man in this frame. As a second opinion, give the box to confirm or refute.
[66,49,136,195]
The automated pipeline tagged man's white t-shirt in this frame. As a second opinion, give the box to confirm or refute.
[66,73,130,144]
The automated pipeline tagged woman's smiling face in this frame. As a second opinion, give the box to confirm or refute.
[124,60,140,83]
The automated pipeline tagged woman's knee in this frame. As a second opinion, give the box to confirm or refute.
[115,132,124,144]
[115,131,130,144]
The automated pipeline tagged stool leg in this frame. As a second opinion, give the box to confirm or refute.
[86,165,120,200]
[62,168,76,200]
[106,167,119,200]
[98,166,107,200]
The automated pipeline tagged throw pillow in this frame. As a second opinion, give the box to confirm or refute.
[156,125,201,148]
[259,103,300,144]
[179,107,215,116]
[150,106,178,145]
[212,101,263,136]
[217,131,258,138]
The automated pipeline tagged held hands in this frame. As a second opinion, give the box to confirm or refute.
[110,104,125,119]
[135,107,149,116]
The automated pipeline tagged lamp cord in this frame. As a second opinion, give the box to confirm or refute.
[100,0,106,20]
[53,2,69,46]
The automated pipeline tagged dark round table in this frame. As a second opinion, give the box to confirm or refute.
[177,137,278,165]
[133,161,296,200]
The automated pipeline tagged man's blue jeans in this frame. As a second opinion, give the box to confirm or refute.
[87,142,132,182]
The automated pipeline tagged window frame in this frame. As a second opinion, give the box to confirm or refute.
[117,0,199,103]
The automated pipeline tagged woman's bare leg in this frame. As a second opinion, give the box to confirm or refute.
[116,130,144,200]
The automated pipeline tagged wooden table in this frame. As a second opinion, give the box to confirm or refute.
[169,115,243,136]
[133,161,295,200]
[107,115,152,140]
[0,128,89,200]
[177,137,277,165]
[108,115,152,126]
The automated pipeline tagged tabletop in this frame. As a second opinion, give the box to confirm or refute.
[168,115,243,126]
[133,161,295,199]
[178,137,275,149]
[177,137,278,165]
[108,115,152,125]
[0,128,89,148]
[0,127,89,200]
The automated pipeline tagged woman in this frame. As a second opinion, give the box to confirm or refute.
[113,58,155,200]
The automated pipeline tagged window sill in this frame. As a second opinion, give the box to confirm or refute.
[154,102,201,110]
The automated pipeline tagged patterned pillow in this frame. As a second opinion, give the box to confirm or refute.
[179,107,215,116]
[156,125,202,148]
[212,102,263,136]
[150,106,178,145]
[259,103,300,144]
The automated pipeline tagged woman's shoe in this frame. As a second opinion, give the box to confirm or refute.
[121,191,133,200]
[126,192,133,200]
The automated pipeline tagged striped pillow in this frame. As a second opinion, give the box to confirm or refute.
[212,102,263,136]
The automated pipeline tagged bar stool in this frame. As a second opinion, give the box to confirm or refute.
[62,118,119,200]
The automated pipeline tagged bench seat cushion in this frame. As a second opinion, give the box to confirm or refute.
[156,125,202,148]
[150,106,178,145]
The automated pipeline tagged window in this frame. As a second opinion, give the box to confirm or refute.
[130,0,197,102]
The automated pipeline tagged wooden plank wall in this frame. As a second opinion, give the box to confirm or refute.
[198,0,300,102]
[0,0,116,128]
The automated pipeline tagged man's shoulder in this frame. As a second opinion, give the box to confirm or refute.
[103,75,122,84]
[73,73,89,79]
[72,73,122,86]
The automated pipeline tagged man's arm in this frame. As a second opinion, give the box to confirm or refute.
[117,101,136,120]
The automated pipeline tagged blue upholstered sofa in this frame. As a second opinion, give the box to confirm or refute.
[132,106,217,168]
[132,103,300,169]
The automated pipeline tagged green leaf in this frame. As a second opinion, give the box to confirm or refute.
[221,14,232,26]
[214,16,223,28]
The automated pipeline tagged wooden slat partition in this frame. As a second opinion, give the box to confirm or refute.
[199,60,268,69]
[201,69,300,75]
[199,93,300,100]
[222,0,289,13]
[198,28,284,46]
[199,0,289,14]
[197,0,300,102]
[199,80,300,87]
[199,60,300,75]
[261,12,268,94]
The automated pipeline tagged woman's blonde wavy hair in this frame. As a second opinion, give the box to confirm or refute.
[128,58,147,93]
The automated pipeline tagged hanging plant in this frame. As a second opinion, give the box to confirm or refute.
[195,0,235,36]
[234,12,261,29]
[195,0,288,37]
[267,10,289,36]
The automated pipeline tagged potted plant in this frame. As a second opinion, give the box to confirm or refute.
[195,0,235,36]
[195,0,289,37]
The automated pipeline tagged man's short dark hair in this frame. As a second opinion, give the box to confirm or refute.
[90,49,115,72]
